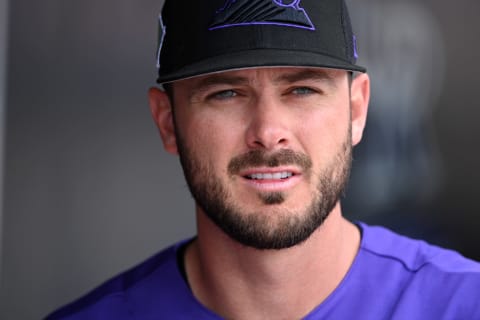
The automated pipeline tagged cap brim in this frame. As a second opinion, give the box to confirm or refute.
[157,49,366,84]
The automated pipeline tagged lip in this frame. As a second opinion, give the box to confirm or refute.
[238,167,302,192]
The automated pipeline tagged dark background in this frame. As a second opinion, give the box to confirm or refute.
[1,0,479,319]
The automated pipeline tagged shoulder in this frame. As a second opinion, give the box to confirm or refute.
[358,222,480,274]
[44,239,191,320]
[357,223,480,317]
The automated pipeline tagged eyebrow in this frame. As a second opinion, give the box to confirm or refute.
[273,69,338,88]
[187,68,340,101]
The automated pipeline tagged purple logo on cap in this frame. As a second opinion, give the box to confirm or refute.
[156,15,167,69]
[353,35,359,60]
[209,0,315,31]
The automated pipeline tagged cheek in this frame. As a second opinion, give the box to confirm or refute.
[182,114,241,171]
[296,106,350,153]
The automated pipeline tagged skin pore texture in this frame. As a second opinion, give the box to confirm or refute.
[149,67,370,320]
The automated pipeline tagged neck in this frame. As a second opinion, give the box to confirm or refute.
[184,204,360,320]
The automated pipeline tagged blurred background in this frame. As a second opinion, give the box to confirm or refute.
[1,0,479,319]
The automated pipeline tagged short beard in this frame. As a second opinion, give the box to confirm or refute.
[175,129,352,250]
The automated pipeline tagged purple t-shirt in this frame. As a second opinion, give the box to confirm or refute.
[45,223,480,319]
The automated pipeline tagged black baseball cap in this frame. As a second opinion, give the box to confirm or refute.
[156,0,366,84]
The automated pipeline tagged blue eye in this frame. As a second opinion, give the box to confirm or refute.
[292,87,315,95]
[212,90,237,100]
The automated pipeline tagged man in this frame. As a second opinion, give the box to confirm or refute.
[46,0,480,319]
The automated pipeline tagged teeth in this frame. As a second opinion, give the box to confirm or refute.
[248,172,293,180]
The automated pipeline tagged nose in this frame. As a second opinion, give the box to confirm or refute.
[245,93,292,150]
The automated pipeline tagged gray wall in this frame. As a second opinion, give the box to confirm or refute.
[2,0,480,319]
[0,0,8,294]
[1,0,197,318]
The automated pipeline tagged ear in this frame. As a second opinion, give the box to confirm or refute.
[350,73,370,146]
[148,87,178,155]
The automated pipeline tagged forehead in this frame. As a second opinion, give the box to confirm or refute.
[171,67,348,91]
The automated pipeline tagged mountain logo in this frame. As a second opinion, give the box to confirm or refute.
[209,0,315,30]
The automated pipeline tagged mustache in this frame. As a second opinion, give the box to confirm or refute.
[228,149,312,175]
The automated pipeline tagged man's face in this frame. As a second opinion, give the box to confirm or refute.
[155,67,368,250]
